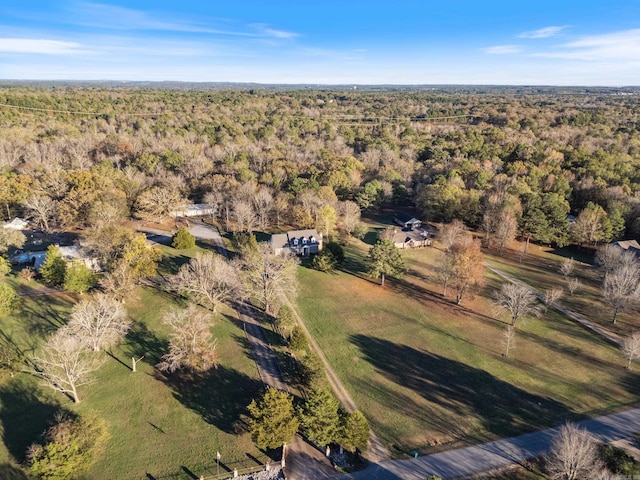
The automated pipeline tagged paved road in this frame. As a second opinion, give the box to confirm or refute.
[340,407,640,479]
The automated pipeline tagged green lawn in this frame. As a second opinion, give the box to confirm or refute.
[0,244,270,479]
[483,241,639,334]
[295,239,640,456]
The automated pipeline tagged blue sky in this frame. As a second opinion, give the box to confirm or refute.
[1,1,640,85]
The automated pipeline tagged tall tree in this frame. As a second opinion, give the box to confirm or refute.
[493,283,541,327]
[448,239,484,305]
[40,245,67,286]
[172,252,243,313]
[546,423,605,480]
[367,239,405,287]
[297,388,341,452]
[67,293,131,352]
[622,331,640,370]
[338,411,370,453]
[24,194,57,232]
[157,306,218,373]
[28,328,103,403]
[602,262,640,323]
[247,387,299,452]
[241,243,298,315]
[63,261,97,293]
[0,228,25,254]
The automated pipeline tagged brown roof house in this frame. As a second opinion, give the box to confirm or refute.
[611,240,640,256]
[389,228,431,249]
[271,229,323,256]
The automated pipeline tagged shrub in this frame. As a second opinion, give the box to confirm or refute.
[27,412,109,480]
[275,305,296,337]
[288,326,308,352]
[324,241,345,263]
[40,246,66,286]
[312,251,337,272]
[0,257,10,276]
[63,261,96,293]
[171,227,196,249]
[18,266,36,281]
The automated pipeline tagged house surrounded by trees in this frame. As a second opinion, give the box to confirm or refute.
[271,229,323,256]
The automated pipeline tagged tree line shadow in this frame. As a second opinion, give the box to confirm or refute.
[349,334,575,442]
[157,365,262,434]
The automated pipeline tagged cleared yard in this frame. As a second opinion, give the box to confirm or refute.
[0,245,269,479]
[295,238,640,456]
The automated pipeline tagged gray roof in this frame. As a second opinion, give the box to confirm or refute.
[271,229,321,249]
[394,212,421,224]
[391,228,429,244]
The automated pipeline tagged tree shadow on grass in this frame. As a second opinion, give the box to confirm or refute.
[350,335,575,441]
[0,379,61,462]
[159,366,262,434]
[125,322,169,367]
[19,294,73,339]
[0,464,30,480]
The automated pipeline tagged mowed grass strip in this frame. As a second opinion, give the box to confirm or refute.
[296,241,640,455]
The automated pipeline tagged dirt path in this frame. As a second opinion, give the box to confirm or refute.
[281,294,390,463]
[485,263,624,347]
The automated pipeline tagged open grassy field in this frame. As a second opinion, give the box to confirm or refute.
[0,244,269,479]
[295,233,640,456]
[483,241,640,335]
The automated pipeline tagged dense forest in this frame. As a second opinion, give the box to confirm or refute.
[1,86,640,249]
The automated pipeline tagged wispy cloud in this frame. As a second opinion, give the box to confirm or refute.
[518,25,568,39]
[0,38,84,55]
[251,24,299,39]
[534,28,640,60]
[484,45,522,55]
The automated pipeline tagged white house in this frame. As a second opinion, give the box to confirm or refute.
[3,218,28,230]
[170,204,217,218]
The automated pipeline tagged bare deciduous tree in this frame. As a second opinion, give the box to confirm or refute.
[501,324,516,357]
[546,423,605,480]
[595,244,636,277]
[99,262,136,302]
[622,331,640,369]
[567,277,581,296]
[559,258,575,278]
[233,199,257,232]
[172,252,243,313]
[67,293,131,352]
[439,220,467,249]
[339,200,361,235]
[28,328,103,403]
[157,306,218,373]
[543,288,564,312]
[253,186,273,231]
[24,194,57,232]
[493,283,541,326]
[602,262,640,323]
[273,192,290,228]
[241,243,298,315]
[435,252,455,297]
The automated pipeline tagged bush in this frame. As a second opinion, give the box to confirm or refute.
[18,266,36,281]
[63,262,96,293]
[0,257,10,276]
[288,326,309,352]
[40,246,66,286]
[275,305,296,337]
[324,241,345,263]
[27,412,109,480]
[352,222,368,240]
[172,227,196,249]
[600,444,640,475]
[312,251,337,272]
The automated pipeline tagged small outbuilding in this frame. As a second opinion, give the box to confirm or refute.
[393,213,422,230]
[3,218,28,230]
[611,239,640,256]
[170,204,217,218]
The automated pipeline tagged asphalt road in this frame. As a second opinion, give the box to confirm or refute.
[341,407,640,479]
